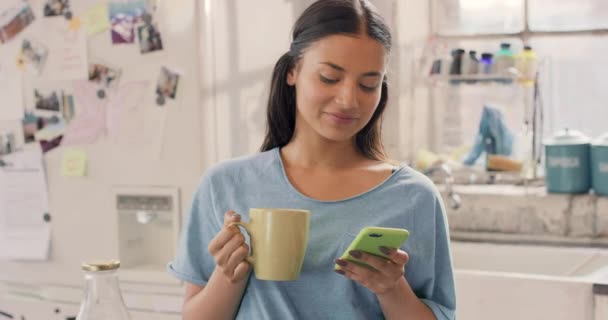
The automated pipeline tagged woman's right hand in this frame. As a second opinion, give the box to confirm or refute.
[207,211,251,283]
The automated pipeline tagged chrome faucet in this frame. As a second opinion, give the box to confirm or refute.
[423,163,462,210]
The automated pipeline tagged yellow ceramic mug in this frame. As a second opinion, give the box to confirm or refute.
[231,208,310,281]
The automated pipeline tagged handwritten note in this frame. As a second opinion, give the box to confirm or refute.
[44,20,88,81]
[62,148,88,177]
[0,65,23,121]
[0,145,51,261]
[106,81,147,136]
[62,81,107,145]
[83,3,110,35]
[0,145,48,226]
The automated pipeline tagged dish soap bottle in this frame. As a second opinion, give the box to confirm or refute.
[76,260,131,320]
[516,45,538,86]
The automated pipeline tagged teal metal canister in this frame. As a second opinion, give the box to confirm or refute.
[544,129,591,194]
[591,132,608,196]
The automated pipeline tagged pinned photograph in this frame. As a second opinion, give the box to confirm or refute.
[109,0,147,44]
[23,112,61,143]
[18,38,48,74]
[43,0,70,17]
[61,93,75,123]
[156,66,180,104]
[34,88,62,112]
[137,22,162,54]
[0,2,35,44]
[0,132,17,156]
[88,60,121,88]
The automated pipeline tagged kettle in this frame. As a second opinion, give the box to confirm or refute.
[543,128,591,194]
[591,132,608,196]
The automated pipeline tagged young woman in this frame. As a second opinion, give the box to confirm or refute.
[168,1,456,319]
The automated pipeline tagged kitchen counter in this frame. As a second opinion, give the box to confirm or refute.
[442,185,608,247]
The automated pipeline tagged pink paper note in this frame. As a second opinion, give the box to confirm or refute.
[62,81,107,145]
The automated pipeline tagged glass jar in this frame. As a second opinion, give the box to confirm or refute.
[76,260,131,320]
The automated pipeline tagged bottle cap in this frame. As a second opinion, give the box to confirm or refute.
[82,260,121,271]
[544,128,591,146]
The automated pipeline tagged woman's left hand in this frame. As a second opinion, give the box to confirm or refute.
[335,247,409,296]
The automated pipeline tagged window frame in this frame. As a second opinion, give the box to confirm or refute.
[425,0,608,178]
[430,0,608,41]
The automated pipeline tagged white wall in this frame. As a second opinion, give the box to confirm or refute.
[0,0,202,286]
[199,0,431,165]
[0,0,432,289]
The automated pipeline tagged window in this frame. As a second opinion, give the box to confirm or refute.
[529,0,608,31]
[433,0,524,35]
[432,0,608,141]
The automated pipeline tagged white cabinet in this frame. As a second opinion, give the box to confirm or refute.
[0,295,79,320]
[0,292,182,320]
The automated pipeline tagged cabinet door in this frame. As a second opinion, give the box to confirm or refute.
[0,295,76,320]
[0,295,181,320]
[130,310,181,320]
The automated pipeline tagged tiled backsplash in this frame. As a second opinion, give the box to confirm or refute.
[443,185,608,247]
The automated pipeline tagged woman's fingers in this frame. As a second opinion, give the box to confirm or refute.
[380,247,409,266]
[231,261,251,283]
[215,232,245,266]
[224,244,250,276]
[208,211,241,254]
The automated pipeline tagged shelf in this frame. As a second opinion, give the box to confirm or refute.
[423,74,533,85]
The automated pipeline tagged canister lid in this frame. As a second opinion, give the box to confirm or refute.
[544,128,591,146]
[81,260,120,272]
[592,132,608,146]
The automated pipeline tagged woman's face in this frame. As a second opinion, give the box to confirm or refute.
[287,34,387,144]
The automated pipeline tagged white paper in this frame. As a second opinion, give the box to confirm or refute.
[0,225,51,260]
[1,169,49,226]
[0,65,24,121]
[43,20,88,81]
[0,145,51,260]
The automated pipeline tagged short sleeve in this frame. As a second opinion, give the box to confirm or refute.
[420,194,457,320]
[167,173,222,286]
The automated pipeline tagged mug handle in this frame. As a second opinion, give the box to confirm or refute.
[229,221,255,265]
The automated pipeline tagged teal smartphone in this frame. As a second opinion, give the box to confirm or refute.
[335,227,410,270]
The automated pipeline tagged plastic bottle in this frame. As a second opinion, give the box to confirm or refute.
[463,50,479,83]
[516,45,538,86]
[479,53,494,75]
[449,48,466,75]
[494,43,515,82]
[449,48,465,84]
[76,260,131,320]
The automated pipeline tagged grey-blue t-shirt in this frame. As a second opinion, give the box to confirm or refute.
[168,148,456,319]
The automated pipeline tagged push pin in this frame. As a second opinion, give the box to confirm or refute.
[156,94,165,106]
[64,11,73,20]
[43,213,51,223]
[97,89,106,99]
[142,13,152,25]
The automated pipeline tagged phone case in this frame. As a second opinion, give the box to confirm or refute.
[335,227,410,270]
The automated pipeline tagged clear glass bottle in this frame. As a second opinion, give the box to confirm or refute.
[76,260,131,320]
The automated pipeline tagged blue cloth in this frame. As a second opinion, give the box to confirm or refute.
[464,105,514,166]
[168,148,456,319]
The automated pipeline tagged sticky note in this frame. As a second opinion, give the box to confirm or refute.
[68,16,82,31]
[83,3,110,35]
[62,149,88,177]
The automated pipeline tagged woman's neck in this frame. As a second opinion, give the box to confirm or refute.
[280,135,365,170]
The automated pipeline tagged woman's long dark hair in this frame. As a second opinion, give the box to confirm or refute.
[260,0,392,161]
